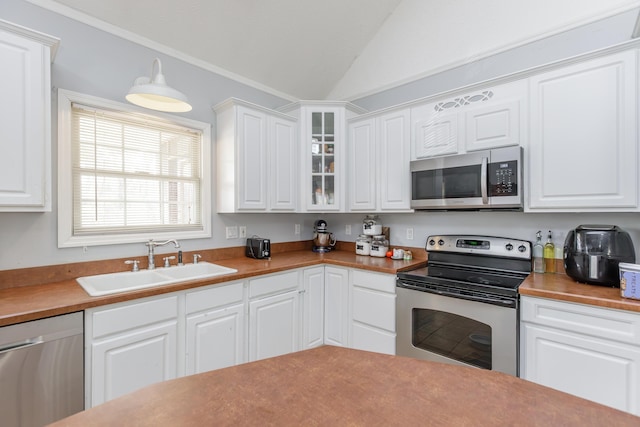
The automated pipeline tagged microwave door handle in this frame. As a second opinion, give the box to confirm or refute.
[481,157,488,204]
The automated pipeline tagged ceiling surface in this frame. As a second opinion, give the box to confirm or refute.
[45,0,403,100]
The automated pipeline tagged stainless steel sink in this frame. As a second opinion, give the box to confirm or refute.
[76,262,238,296]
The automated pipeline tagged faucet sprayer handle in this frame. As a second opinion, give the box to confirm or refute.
[125,260,140,272]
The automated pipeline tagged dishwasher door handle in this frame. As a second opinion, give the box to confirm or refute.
[0,337,44,355]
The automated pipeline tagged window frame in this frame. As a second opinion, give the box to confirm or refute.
[57,89,212,248]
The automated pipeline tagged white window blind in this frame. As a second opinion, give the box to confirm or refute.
[71,103,203,236]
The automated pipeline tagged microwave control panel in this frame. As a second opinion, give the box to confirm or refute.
[489,160,517,196]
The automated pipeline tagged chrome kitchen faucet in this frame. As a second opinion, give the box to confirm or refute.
[146,239,180,270]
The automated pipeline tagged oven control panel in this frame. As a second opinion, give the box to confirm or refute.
[426,235,531,259]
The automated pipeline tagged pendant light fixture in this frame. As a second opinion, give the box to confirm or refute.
[126,58,192,113]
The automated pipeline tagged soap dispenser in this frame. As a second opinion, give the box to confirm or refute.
[533,231,544,273]
[543,230,556,273]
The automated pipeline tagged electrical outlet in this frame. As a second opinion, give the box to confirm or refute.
[239,226,247,238]
[226,226,238,239]
[294,224,300,235]
[406,228,414,240]
[345,224,351,235]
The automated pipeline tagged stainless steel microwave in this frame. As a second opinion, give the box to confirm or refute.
[410,146,523,210]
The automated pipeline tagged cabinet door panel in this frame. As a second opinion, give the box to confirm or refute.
[528,51,637,210]
[522,323,640,414]
[324,267,349,347]
[348,118,376,210]
[237,106,267,209]
[302,267,325,349]
[465,100,519,152]
[412,105,458,159]
[352,322,395,355]
[270,116,297,210]
[379,109,411,210]
[0,30,50,210]
[249,290,299,361]
[186,303,245,375]
[90,321,178,407]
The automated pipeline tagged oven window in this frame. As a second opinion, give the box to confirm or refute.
[412,308,491,370]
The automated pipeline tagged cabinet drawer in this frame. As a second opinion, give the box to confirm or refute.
[351,269,395,293]
[89,295,178,339]
[521,296,640,345]
[352,286,395,332]
[186,281,245,314]
[249,270,299,299]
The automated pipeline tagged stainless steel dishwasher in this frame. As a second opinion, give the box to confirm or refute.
[0,311,84,427]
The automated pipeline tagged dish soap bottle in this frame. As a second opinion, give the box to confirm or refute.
[533,231,544,273]
[543,230,556,273]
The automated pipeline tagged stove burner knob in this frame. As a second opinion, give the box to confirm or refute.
[438,239,445,246]
[505,243,514,251]
[518,245,527,253]
[429,239,436,246]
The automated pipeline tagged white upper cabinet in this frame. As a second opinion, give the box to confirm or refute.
[347,108,412,212]
[527,50,638,211]
[410,80,526,159]
[214,98,297,212]
[279,101,366,212]
[0,21,58,211]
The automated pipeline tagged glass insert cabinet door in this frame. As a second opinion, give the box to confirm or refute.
[310,112,336,207]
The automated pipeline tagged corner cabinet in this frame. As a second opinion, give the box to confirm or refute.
[278,101,367,212]
[347,108,412,212]
[0,21,58,211]
[214,98,298,212]
[410,80,525,159]
[520,296,640,415]
[527,50,638,211]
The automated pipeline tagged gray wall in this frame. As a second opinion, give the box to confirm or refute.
[1,0,640,271]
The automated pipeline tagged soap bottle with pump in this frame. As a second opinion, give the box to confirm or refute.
[543,230,556,273]
[533,231,544,273]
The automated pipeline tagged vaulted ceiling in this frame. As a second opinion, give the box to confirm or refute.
[46,0,403,100]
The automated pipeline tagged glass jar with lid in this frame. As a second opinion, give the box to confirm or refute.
[355,234,372,256]
[369,235,389,258]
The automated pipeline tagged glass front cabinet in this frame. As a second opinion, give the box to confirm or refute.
[279,102,366,212]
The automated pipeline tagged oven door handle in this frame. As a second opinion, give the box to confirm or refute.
[397,282,517,308]
[481,156,488,205]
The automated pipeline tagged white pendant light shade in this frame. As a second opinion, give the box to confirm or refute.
[126,58,192,113]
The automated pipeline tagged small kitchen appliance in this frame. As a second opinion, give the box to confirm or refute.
[410,146,523,210]
[564,225,635,286]
[245,236,271,259]
[312,219,336,253]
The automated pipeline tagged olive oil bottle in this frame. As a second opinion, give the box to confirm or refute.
[533,231,544,273]
[543,230,556,273]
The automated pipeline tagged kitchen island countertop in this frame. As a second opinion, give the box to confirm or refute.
[50,345,640,426]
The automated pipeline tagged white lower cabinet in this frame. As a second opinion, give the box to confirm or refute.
[85,295,179,408]
[185,281,246,375]
[350,269,396,355]
[521,296,640,415]
[248,270,301,361]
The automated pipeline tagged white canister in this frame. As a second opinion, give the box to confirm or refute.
[355,234,372,256]
[369,235,389,257]
[363,215,382,236]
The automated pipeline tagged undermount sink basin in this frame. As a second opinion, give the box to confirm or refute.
[77,262,238,297]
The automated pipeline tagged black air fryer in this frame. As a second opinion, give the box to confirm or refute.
[563,225,635,287]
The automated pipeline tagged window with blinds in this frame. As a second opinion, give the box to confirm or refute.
[58,89,211,247]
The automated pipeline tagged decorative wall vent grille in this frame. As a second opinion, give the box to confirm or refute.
[434,90,494,112]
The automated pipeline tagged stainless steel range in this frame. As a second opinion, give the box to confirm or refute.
[396,235,531,376]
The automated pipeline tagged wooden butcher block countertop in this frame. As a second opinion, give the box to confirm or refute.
[50,345,640,427]
[0,242,426,327]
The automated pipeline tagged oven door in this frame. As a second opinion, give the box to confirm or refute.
[396,285,518,376]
